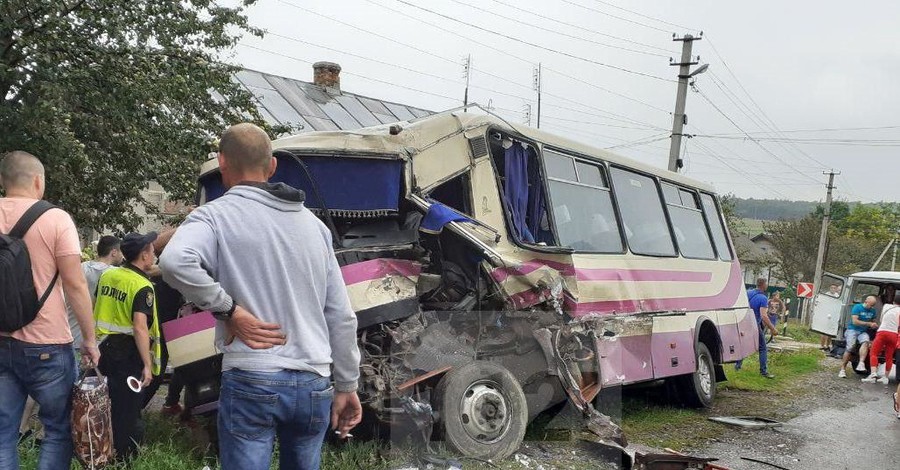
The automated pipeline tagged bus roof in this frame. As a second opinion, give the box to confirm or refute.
[206,106,717,193]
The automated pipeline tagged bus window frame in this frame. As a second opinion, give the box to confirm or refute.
[659,182,718,261]
[698,192,735,261]
[540,146,628,255]
[607,164,680,258]
[483,128,573,255]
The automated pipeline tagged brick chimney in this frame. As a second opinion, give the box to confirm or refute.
[313,61,341,92]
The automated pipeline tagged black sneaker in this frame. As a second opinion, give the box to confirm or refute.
[761,373,776,379]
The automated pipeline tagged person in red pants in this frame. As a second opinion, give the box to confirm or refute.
[863,292,900,384]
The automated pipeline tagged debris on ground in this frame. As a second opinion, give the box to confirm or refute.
[707,416,783,429]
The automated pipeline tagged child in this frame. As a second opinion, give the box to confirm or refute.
[863,292,900,384]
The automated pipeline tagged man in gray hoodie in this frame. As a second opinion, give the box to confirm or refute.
[160,123,361,470]
[67,235,123,349]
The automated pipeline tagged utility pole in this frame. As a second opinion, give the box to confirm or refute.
[462,54,472,109]
[533,63,542,128]
[523,103,532,126]
[808,170,839,326]
[892,238,898,271]
[668,33,707,173]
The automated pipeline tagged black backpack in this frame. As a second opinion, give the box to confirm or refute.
[0,201,59,333]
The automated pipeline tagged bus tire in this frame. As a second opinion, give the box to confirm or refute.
[434,361,527,460]
[678,343,716,408]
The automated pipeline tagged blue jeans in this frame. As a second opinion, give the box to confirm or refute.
[218,369,333,470]
[734,324,769,375]
[0,338,75,470]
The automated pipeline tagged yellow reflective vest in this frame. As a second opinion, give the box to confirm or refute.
[93,266,162,375]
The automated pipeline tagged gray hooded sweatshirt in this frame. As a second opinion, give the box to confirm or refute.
[160,182,360,392]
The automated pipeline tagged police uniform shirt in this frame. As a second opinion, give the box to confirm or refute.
[127,265,155,328]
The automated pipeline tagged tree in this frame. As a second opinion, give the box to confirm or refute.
[0,0,285,231]
[764,216,820,286]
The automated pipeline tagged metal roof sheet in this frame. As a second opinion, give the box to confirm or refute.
[237,68,433,134]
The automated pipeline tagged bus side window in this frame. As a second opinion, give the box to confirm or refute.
[544,150,623,253]
[699,193,733,261]
[609,168,676,257]
[662,184,716,260]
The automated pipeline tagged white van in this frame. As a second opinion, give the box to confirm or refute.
[811,271,899,378]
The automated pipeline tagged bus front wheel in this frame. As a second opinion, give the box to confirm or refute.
[677,343,716,408]
[433,361,528,461]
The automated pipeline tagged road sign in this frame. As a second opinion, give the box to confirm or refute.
[797,282,814,298]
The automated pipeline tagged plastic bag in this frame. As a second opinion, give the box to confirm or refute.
[71,370,115,468]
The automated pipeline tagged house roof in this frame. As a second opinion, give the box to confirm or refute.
[234,69,433,132]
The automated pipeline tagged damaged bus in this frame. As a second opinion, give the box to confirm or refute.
[183,107,758,460]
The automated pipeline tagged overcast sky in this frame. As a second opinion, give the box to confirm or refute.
[230,0,900,203]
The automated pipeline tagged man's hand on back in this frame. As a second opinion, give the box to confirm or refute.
[331,391,362,438]
[226,305,286,349]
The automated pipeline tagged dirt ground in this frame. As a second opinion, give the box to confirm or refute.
[689,356,898,470]
[440,354,899,470]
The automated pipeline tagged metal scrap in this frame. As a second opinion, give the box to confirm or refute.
[708,416,783,429]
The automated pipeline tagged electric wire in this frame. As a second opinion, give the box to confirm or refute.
[487,0,677,54]
[237,43,460,103]
[557,0,673,33]
[586,0,697,31]
[393,0,676,82]
[542,66,671,114]
[295,0,665,130]
[447,0,670,58]
[263,32,539,103]
[694,86,823,184]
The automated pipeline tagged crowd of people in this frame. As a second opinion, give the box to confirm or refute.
[832,290,900,419]
[0,122,362,470]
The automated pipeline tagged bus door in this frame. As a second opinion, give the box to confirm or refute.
[811,273,846,337]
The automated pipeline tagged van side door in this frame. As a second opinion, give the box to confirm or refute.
[811,273,847,337]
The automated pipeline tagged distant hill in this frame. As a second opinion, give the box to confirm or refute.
[732,198,819,220]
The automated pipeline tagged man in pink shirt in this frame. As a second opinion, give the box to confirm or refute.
[0,151,101,470]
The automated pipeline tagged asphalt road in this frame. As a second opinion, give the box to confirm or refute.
[698,378,899,470]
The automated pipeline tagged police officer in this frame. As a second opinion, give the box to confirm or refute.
[94,231,161,460]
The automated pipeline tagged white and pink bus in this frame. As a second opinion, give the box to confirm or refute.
[190,107,757,459]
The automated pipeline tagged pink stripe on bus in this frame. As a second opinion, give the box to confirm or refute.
[491,261,712,284]
[341,258,422,286]
[504,262,742,314]
[566,263,743,316]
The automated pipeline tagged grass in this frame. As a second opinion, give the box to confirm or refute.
[17,348,828,467]
[721,348,821,392]
[18,414,400,470]
[779,320,821,344]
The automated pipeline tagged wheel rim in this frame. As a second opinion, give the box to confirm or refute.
[458,380,511,444]
[698,355,712,397]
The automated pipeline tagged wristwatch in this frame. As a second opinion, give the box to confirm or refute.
[212,301,236,321]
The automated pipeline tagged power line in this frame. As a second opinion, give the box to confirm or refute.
[694,135,900,147]
[604,133,672,150]
[487,0,677,54]
[541,114,660,130]
[237,43,460,103]
[447,0,670,58]
[702,124,900,135]
[704,37,833,171]
[343,0,665,129]
[586,0,697,31]
[541,102,667,129]
[263,32,539,103]
[393,0,675,82]
[542,66,671,114]
[690,140,791,199]
[694,85,823,184]
[557,0,673,33]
